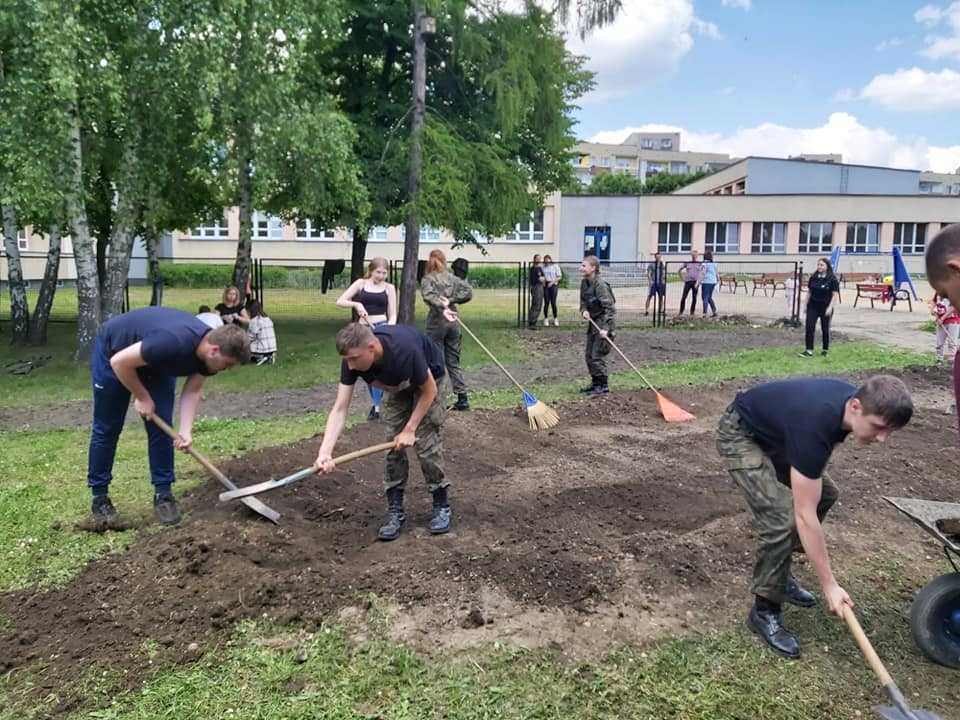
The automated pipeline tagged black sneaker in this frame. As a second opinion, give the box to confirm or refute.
[153,492,182,526]
[798,350,813,358]
[91,495,119,529]
[367,406,380,421]
[820,350,828,357]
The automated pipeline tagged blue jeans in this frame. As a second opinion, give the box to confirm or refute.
[701,283,717,315]
[87,335,177,496]
[367,320,387,408]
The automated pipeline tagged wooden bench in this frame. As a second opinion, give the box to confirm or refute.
[751,272,793,297]
[719,274,747,294]
[853,283,913,312]
[840,272,880,288]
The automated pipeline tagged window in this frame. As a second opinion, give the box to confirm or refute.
[641,138,655,149]
[705,222,740,254]
[511,210,544,242]
[846,222,880,253]
[893,222,926,254]
[189,215,229,240]
[253,212,284,240]
[671,162,689,174]
[751,222,786,254]
[296,219,335,241]
[658,222,692,253]
[400,225,442,242]
[17,229,28,251]
[368,226,389,242]
[599,156,612,167]
[615,157,631,169]
[646,162,665,176]
[660,138,673,149]
[799,222,833,253]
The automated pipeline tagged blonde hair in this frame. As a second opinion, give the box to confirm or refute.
[426,249,446,275]
[366,257,389,279]
[222,285,241,305]
[207,325,251,363]
[335,322,375,354]
[583,255,600,273]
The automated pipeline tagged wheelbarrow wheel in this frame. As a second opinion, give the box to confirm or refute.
[910,571,960,669]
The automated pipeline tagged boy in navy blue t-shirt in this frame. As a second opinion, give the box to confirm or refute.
[88,307,250,528]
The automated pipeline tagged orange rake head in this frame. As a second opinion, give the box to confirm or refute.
[655,391,696,423]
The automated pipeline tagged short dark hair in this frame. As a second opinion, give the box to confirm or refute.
[853,374,913,429]
[207,325,251,363]
[335,322,375,355]
[198,305,211,314]
[926,224,960,282]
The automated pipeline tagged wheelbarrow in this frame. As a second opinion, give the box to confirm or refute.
[884,496,960,669]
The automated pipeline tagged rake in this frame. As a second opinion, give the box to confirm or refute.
[586,317,695,423]
[455,316,559,431]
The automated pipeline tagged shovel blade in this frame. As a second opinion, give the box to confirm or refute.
[875,704,943,720]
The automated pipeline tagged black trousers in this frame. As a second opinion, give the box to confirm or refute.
[805,302,832,351]
[679,280,698,314]
[543,285,559,318]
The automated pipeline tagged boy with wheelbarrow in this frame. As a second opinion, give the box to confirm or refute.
[314,321,452,541]
[716,375,913,658]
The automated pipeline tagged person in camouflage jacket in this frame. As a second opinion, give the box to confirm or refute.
[579,255,616,396]
[421,249,474,411]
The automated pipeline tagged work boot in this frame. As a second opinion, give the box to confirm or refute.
[580,376,599,393]
[747,602,801,659]
[784,576,816,608]
[451,393,470,411]
[91,495,119,529]
[153,491,182,526]
[378,487,405,541]
[429,486,452,534]
[591,376,609,396]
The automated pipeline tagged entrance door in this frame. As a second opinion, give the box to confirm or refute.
[584,226,611,263]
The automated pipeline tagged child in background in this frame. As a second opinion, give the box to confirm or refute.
[247,301,277,365]
[930,292,960,365]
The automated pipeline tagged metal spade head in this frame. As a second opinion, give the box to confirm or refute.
[874,704,943,720]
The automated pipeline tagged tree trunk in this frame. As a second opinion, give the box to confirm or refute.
[233,124,254,292]
[2,204,29,344]
[351,224,369,281]
[144,225,163,306]
[28,222,62,345]
[100,137,142,320]
[64,96,100,360]
[399,1,427,325]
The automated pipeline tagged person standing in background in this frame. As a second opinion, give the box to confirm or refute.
[701,250,719,318]
[678,250,703,316]
[800,257,840,358]
[528,254,545,329]
[421,249,473,411]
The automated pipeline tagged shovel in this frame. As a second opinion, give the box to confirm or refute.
[219,441,396,501]
[842,605,942,720]
[151,416,281,524]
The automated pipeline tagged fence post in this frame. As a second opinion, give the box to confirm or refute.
[793,261,803,324]
[516,262,521,328]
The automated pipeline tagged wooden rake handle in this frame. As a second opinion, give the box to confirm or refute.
[585,317,658,395]
[455,316,526,394]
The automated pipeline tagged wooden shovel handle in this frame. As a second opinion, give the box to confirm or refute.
[150,415,230,485]
[842,604,894,687]
[332,441,396,466]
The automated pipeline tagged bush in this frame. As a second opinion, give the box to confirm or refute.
[467,265,519,289]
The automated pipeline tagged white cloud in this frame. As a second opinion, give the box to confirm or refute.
[721,0,751,9]
[915,4,945,26]
[911,2,960,58]
[587,113,960,172]
[874,37,903,51]
[565,0,721,104]
[859,67,960,110]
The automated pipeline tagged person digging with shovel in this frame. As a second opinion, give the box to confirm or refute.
[716,374,913,658]
[87,307,250,530]
[314,321,453,541]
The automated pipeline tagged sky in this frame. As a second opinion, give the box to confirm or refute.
[565,0,960,173]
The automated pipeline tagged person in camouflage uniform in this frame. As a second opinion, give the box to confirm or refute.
[421,249,473,411]
[716,375,912,658]
[579,255,616,396]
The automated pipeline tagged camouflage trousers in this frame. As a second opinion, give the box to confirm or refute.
[426,319,467,395]
[584,324,613,376]
[382,375,448,494]
[716,405,839,604]
[528,285,544,327]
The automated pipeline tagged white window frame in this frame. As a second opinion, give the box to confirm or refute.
[846,222,880,254]
[296,219,336,241]
[641,138,654,149]
[658,222,692,253]
[798,222,834,254]
[660,138,673,149]
[751,222,786,254]
[705,222,739,254]
[400,225,442,242]
[188,215,229,240]
[510,210,544,243]
[615,156,631,169]
[253,211,284,240]
[599,156,612,168]
[368,225,389,242]
[893,222,926,255]
[17,229,28,251]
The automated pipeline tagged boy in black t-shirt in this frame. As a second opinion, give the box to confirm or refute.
[716,375,912,658]
[314,322,451,540]
[88,307,250,528]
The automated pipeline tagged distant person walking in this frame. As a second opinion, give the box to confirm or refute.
[542,255,562,325]
[701,250,719,318]
[644,251,666,316]
[800,257,840,358]
[678,250,703,315]
[337,257,397,420]
[528,254,545,329]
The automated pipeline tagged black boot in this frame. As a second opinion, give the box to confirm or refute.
[580,376,599,393]
[153,491,182,526]
[378,487,406,541]
[747,599,800,659]
[91,494,119,530]
[429,486,452,534]
[591,375,609,396]
[451,393,470,411]
[784,576,816,608]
